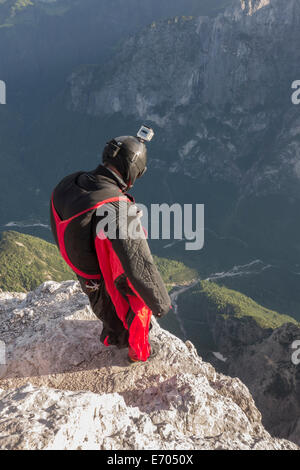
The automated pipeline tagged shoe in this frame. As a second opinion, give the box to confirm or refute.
[127,344,157,364]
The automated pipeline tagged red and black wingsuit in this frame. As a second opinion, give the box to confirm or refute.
[50,136,171,361]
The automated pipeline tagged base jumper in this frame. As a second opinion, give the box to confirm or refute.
[50,127,171,363]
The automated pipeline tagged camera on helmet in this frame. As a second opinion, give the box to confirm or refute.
[137,125,154,143]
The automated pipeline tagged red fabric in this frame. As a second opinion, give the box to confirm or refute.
[95,232,152,362]
[52,192,152,361]
[51,195,128,280]
[103,336,110,346]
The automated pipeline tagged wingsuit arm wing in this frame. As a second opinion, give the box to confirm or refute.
[94,200,171,317]
[110,232,172,317]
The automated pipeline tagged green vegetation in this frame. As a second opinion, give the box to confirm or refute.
[0,231,197,295]
[0,231,75,292]
[193,281,298,329]
[176,280,299,353]
[153,255,197,289]
[212,267,300,323]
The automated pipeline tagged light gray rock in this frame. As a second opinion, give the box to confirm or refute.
[0,281,298,450]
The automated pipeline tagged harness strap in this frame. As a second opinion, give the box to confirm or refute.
[51,195,129,279]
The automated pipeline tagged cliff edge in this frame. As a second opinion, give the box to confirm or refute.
[0,281,297,450]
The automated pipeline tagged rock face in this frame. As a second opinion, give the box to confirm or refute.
[210,320,300,445]
[174,279,300,445]
[0,280,297,450]
[66,0,300,261]
[0,0,230,229]
[68,0,300,195]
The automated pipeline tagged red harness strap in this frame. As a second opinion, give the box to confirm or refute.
[51,195,128,279]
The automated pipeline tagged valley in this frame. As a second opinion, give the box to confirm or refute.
[1,0,300,451]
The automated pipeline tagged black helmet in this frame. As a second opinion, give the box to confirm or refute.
[102,135,147,189]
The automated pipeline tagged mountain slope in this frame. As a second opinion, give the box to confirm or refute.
[0,231,75,292]
[0,230,190,342]
[176,279,299,354]
[183,279,299,330]
[0,0,233,114]
[63,0,300,264]
[0,0,232,231]
[153,255,197,286]
[3,0,299,270]
[176,279,300,443]
[1,230,297,346]
[0,231,198,292]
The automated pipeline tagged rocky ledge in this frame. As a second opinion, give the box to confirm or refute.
[0,281,297,450]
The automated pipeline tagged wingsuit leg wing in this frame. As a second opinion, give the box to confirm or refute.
[77,275,130,349]
[94,233,152,362]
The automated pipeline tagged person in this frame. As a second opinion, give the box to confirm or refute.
[50,131,171,363]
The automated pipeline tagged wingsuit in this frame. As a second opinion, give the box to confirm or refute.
[50,135,171,362]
